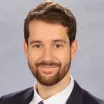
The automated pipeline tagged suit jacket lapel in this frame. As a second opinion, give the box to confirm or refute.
[66,80,83,104]
[20,87,34,104]
[19,81,83,104]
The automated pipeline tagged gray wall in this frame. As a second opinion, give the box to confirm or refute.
[0,0,104,99]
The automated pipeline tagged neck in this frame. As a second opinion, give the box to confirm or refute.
[36,71,71,100]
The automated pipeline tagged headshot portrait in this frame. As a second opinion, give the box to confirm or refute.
[0,0,104,104]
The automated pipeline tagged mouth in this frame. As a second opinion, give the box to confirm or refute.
[40,66,57,68]
[38,66,58,74]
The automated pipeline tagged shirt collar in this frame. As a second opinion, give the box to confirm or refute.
[31,75,74,104]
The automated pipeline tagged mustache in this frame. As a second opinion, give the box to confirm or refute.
[36,61,61,67]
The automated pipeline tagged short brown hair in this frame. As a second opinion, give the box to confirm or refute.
[24,1,77,46]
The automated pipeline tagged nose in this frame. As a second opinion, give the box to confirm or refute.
[41,47,53,61]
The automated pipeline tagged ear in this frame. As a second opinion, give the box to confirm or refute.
[71,40,78,60]
[23,40,28,58]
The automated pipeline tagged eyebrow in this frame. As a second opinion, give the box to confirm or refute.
[30,40,42,45]
[53,39,67,44]
[30,39,67,45]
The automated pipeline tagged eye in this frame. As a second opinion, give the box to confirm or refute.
[33,44,41,48]
[55,44,62,48]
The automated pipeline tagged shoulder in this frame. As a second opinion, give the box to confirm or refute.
[82,89,104,104]
[0,87,33,104]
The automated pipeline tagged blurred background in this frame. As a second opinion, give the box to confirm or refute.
[0,0,104,98]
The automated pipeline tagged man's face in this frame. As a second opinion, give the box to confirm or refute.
[24,20,77,86]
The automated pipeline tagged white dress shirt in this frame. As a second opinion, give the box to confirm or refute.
[29,75,74,104]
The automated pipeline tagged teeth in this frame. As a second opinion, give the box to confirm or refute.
[45,0,52,2]
[41,66,56,68]
[43,66,55,68]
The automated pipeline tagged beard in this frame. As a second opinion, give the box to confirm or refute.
[28,59,71,86]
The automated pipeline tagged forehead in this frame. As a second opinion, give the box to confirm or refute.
[28,20,69,42]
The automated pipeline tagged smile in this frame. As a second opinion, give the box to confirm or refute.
[40,66,57,68]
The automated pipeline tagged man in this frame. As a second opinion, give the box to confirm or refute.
[0,1,104,104]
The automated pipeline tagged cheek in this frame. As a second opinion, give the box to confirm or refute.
[53,49,71,66]
[27,49,41,65]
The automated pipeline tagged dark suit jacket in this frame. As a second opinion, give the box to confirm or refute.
[0,81,104,104]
